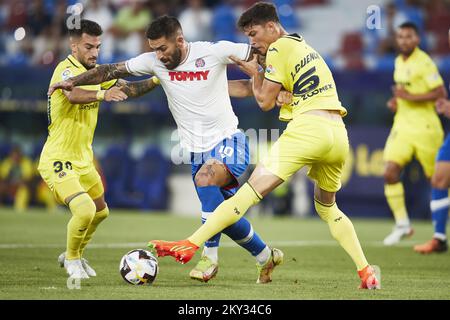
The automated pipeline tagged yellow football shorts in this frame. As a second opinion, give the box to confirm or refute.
[38,160,104,204]
[262,114,349,192]
[383,126,443,178]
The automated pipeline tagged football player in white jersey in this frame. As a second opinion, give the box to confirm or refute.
[49,15,287,284]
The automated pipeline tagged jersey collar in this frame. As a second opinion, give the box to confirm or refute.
[67,54,86,71]
[401,47,420,62]
[283,33,304,42]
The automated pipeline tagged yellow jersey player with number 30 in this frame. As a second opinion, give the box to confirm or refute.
[382,22,447,246]
[39,19,159,280]
[149,2,380,289]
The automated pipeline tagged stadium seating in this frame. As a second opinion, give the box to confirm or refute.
[131,147,170,210]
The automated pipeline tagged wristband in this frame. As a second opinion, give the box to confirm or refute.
[96,90,106,101]
[152,77,160,85]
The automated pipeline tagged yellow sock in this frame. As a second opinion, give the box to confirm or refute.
[189,183,262,246]
[66,193,96,260]
[14,185,29,212]
[79,206,109,257]
[315,200,368,271]
[385,182,409,224]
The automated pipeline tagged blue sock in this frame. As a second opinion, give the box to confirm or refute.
[197,186,224,247]
[431,188,449,240]
[223,217,267,256]
[197,186,267,256]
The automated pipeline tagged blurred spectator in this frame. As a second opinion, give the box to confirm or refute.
[29,24,59,65]
[0,146,33,212]
[0,0,7,59]
[27,0,52,37]
[5,0,27,31]
[82,0,115,62]
[377,2,409,56]
[109,0,152,58]
[178,0,212,41]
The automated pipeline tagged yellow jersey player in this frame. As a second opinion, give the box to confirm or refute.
[149,2,380,289]
[382,22,447,246]
[39,19,159,280]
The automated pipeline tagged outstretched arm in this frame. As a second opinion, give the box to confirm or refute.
[62,87,128,104]
[230,54,282,111]
[228,79,292,107]
[115,77,160,98]
[48,62,131,95]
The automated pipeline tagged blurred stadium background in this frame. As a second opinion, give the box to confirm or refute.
[1,0,450,220]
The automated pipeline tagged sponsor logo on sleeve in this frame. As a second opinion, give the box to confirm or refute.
[61,69,73,81]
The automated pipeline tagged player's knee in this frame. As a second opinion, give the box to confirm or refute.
[383,169,399,184]
[194,172,218,187]
[68,193,96,225]
[96,205,110,222]
[431,173,450,189]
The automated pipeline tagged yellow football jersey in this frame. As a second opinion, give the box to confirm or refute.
[39,55,116,174]
[393,47,444,130]
[265,34,346,121]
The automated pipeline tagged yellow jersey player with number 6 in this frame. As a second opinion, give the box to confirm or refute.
[148,2,380,289]
[39,19,159,280]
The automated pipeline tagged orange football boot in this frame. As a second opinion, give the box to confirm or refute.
[148,239,199,264]
[414,238,448,254]
[358,265,381,290]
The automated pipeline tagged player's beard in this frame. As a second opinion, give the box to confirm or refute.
[77,58,97,70]
[164,48,182,70]
[399,45,416,57]
[84,59,97,70]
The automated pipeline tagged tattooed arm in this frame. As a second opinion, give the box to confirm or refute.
[48,62,131,95]
[115,78,160,98]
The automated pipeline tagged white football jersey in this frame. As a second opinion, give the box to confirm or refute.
[125,41,251,152]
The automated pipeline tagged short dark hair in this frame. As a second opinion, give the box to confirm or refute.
[68,19,103,37]
[146,15,182,40]
[398,22,419,35]
[237,2,280,31]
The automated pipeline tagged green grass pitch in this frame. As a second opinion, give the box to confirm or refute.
[0,207,449,300]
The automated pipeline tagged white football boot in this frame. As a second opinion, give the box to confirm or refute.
[59,252,96,277]
[80,258,96,277]
[383,225,414,246]
[64,259,89,279]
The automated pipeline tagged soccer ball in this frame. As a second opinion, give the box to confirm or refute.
[119,249,158,285]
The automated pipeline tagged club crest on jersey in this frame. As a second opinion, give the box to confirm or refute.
[265,65,276,74]
[58,171,66,178]
[195,58,205,68]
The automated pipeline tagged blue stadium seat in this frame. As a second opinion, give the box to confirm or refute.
[0,143,11,160]
[31,141,45,161]
[212,4,238,42]
[376,54,396,71]
[101,145,137,208]
[273,0,300,31]
[439,56,450,73]
[131,146,170,210]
